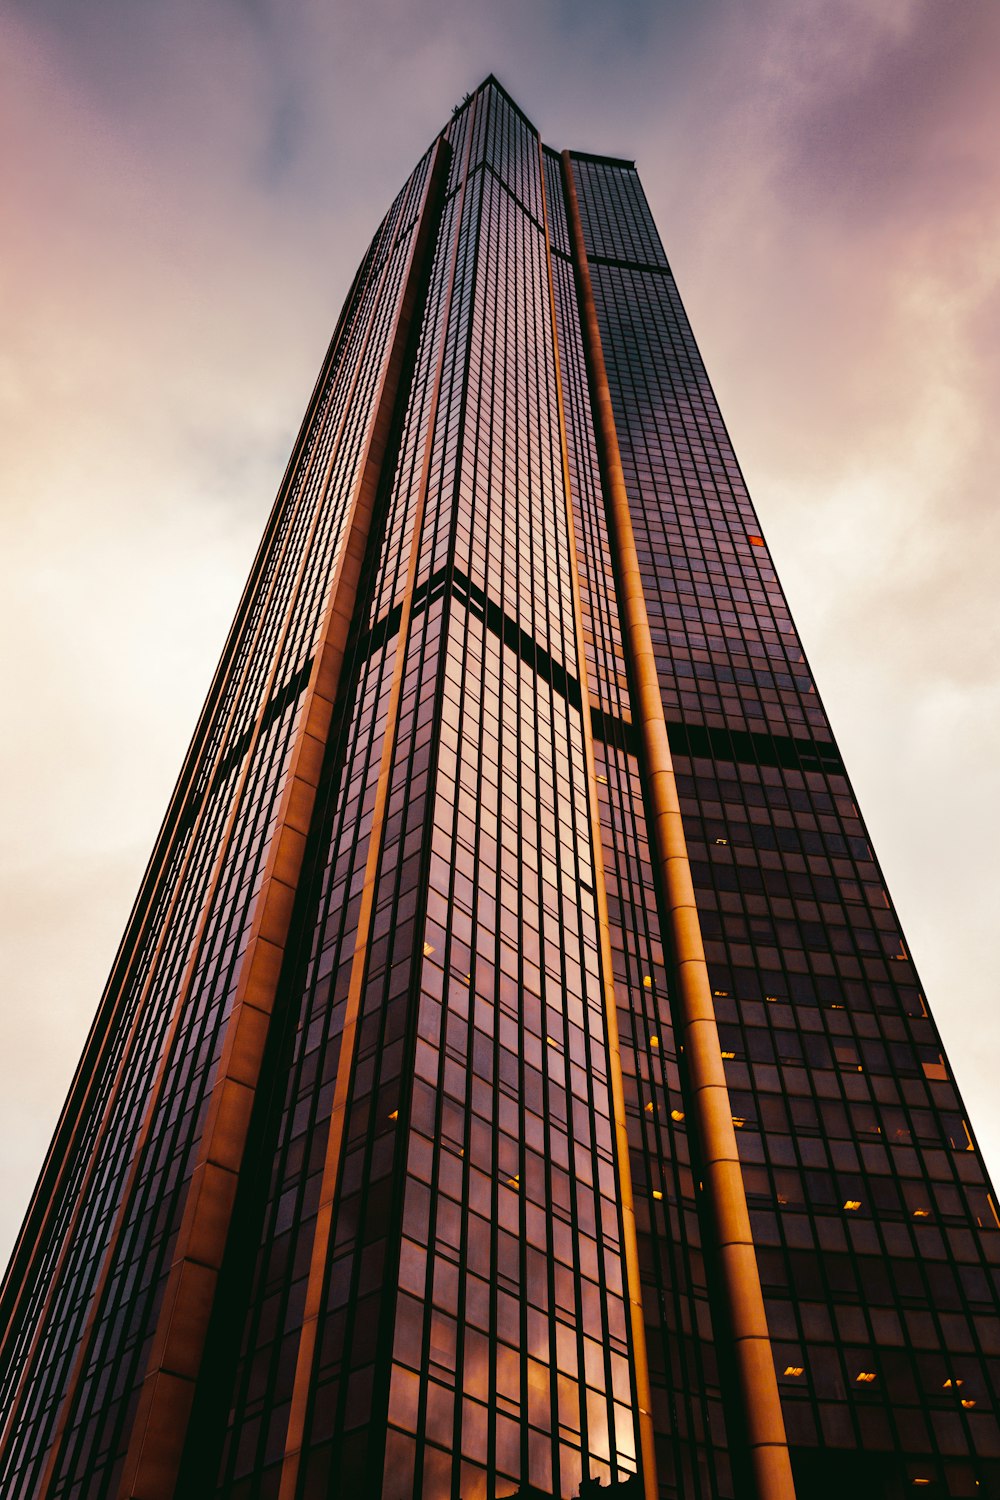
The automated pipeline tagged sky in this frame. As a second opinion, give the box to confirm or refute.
[1,0,999,1266]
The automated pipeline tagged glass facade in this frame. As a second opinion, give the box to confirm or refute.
[2,76,999,1500]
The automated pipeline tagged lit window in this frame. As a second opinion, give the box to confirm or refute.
[388,1109,398,1122]
[943,1378,964,1389]
[856,1371,876,1383]
[961,1398,977,1409]
[783,1366,804,1378]
[714,989,729,998]
[721,1051,736,1060]
[643,975,652,988]
[671,1109,685,1123]
[652,1189,663,1201]
[423,942,435,957]
[645,1101,654,1113]
[843,1200,861,1212]
[732,1116,746,1130]
[650,1035,660,1049]
[912,1208,930,1219]
[748,535,764,547]
[714,837,728,846]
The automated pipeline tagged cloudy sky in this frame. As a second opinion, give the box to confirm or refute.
[1,0,999,1264]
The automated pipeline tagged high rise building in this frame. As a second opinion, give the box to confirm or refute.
[2,75,999,1500]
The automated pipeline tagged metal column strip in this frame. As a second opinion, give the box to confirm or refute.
[0,247,366,1384]
[538,140,659,1500]
[561,149,796,1500]
[0,250,362,1476]
[278,111,476,1500]
[30,188,412,1500]
[110,137,451,1500]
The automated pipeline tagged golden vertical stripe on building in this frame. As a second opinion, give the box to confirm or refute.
[278,111,475,1500]
[34,164,428,1500]
[0,272,364,1384]
[561,149,797,1500]
[537,140,659,1500]
[112,138,451,1500]
[31,187,415,1499]
[24,145,445,1500]
[0,267,361,1473]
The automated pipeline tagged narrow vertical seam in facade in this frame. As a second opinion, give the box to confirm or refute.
[277,121,470,1498]
[537,138,659,1500]
[560,149,797,1500]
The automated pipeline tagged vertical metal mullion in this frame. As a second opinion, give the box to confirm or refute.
[108,139,451,1500]
[277,117,472,1500]
[0,248,368,1403]
[539,140,659,1500]
[562,149,796,1500]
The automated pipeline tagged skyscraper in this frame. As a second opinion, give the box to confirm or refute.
[2,72,999,1500]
